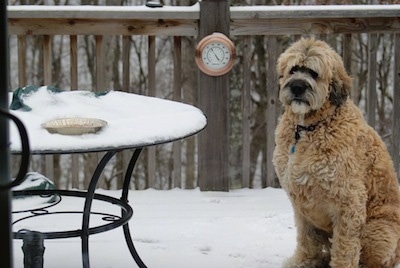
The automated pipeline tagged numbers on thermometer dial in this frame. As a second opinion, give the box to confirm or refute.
[195,33,236,76]
[202,42,231,70]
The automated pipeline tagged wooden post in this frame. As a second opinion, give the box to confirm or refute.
[367,33,377,129]
[43,35,54,181]
[198,0,230,191]
[266,36,280,188]
[173,36,182,188]
[392,33,400,180]
[70,35,79,189]
[122,35,131,189]
[147,36,156,189]
[17,35,26,87]
[95,35,105,92]
[242,36,251,188]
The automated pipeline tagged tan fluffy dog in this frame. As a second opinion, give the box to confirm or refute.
[273,38,400,268]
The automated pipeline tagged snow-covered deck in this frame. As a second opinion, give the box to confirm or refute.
[13,187,295,268]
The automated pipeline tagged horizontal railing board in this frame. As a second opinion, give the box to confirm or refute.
[231,18,400,36]
[230,5,400,19]
[7,4,200,20]
[8,5,399,36]
[9,5,400,20]
[9,18,198,36]
[10,17,398,36]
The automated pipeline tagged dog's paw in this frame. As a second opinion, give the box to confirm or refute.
[282,256,330,268]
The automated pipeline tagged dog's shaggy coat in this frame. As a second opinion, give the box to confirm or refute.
[272,38,400,268]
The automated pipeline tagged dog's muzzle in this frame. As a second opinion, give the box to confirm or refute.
[288,79,311,97]
[284,79,312,105]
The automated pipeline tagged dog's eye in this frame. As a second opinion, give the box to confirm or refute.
[289,66,299,75]
[309,70,319,79]
[289,65,318,79]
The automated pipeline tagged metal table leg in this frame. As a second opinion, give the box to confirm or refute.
[80,148,147,268]
[121,148,147,268]
[22,231,45,268]
[81,151,118,268]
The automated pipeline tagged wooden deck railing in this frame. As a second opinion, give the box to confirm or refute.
[7,3,400,190]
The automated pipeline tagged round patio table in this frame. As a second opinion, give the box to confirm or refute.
[9,87,207,268]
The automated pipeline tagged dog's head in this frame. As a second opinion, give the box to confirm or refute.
[277,38,351,115]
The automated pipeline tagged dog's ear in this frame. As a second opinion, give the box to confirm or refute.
[329,65,351,107]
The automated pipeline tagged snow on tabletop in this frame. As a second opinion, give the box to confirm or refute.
[9,87,207,153]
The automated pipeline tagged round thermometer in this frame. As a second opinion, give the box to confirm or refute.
[195,33,236,76]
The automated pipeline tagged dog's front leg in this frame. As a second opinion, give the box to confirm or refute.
[283,211,330,268]
[329,201,366,268]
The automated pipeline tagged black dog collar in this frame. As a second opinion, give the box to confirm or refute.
[291,123,319,154]
[295,124,317,141]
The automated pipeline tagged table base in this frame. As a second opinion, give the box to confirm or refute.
[13,148,147,268]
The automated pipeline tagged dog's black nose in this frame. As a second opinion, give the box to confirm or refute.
[289,80,309,96]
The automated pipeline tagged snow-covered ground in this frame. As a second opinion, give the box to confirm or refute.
[12,188,295,268]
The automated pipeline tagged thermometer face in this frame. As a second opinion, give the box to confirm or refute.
[195,33,236,76]
[201,42,231,70]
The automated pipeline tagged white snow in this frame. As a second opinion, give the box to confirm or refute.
[7,3,200,13]
[12,187,295,268]
[9,87,207,153]
[7,3,200,20]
